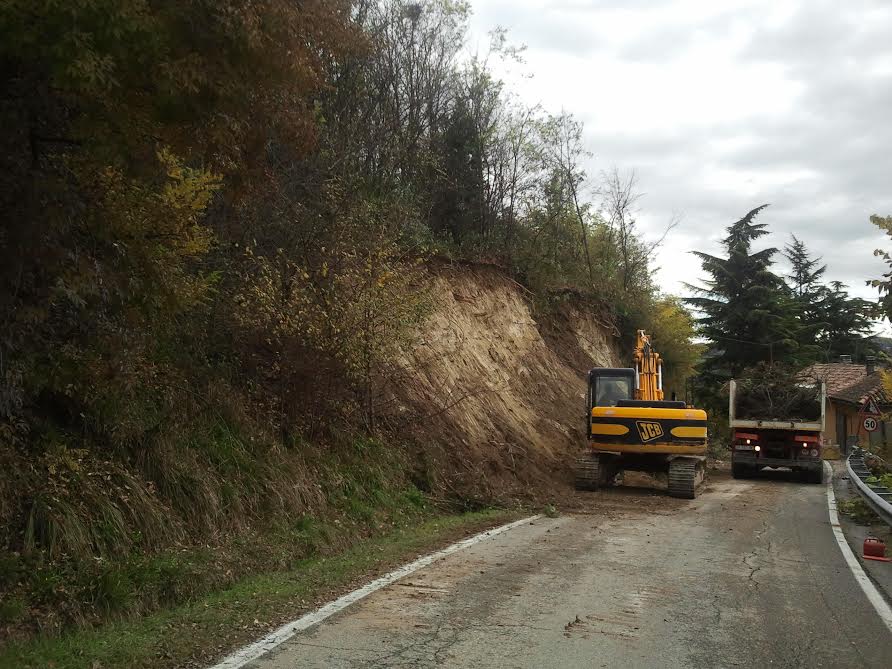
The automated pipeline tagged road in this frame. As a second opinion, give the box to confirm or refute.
[245,470,892,668]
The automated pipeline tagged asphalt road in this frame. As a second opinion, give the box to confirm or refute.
[247,471,892,668]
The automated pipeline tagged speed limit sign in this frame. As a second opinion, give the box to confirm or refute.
[863,416,879,432]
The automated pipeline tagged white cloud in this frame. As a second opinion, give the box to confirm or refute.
[467,0,892,311]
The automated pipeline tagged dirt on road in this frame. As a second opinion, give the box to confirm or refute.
[243,469,892,669]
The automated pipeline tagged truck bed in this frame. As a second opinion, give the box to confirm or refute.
[729,379,826,433]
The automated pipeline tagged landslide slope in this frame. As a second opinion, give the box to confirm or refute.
[391,261,622,501]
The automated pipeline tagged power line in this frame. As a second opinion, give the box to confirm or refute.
[705,334,782,363]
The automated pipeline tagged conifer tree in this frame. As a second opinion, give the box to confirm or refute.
[783,235,827,362]
[686,205,799,382]
[784,237,873,362]
[817,281,874,362]
[785,235,827,298]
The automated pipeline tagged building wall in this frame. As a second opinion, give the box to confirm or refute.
[824,400,863,451]
[826,398,891,458]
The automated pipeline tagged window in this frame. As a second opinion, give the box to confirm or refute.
[595,376,633,406]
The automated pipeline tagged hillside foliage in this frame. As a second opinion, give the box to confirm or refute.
[0,0,697,637]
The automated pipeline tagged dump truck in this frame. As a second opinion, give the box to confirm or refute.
[576,330,709,498]
[729,376,826,483]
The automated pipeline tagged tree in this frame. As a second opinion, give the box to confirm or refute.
[870,214,892,320]
[432,94,486,244]
[645,297,702,401]
[817,281,875,362]
[784,236,873,362]
[686,205,799,385]
[783,235,826,362]
[785,235,827,298]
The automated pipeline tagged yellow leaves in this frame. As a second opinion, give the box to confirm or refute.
[157,147,222,221]
[376,271,393,288]
[44,446,88,480]
[233,225,430,393]
[62,146,222,323]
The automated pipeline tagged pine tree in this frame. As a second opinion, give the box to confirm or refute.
[817,281,874,362]
[785,235,826,298]
[783,235,827,362]
[784,237,873,362]
[686,205,800,383]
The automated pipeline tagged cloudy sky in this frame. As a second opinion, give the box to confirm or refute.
[466,0,892,312]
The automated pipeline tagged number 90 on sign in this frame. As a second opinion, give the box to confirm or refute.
[863,416,879,432]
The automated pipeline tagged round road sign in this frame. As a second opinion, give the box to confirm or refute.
[863,416,878,432]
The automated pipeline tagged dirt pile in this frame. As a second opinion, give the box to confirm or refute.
[391,262,621,502]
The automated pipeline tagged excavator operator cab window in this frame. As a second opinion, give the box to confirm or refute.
[592,373,634,407]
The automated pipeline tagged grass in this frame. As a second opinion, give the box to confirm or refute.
[837,497,879,526]
[865,473,892,490]
[0,508,518,669]
[3,429,439,634]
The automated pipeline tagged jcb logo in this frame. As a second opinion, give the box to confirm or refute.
[637,421,664,442]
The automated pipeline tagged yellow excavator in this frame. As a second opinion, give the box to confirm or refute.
[575,330,708,498]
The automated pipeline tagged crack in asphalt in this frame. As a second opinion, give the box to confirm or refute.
[743,551,762,587]
[742,518,772,587]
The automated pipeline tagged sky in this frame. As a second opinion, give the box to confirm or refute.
[465,0,892,314]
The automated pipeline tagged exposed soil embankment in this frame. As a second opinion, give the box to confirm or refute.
[392,262,621,501]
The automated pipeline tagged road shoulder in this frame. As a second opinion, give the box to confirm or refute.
[0,509,523,669]
[829,460,892,606]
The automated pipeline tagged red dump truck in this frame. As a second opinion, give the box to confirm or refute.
[729,377,826,483]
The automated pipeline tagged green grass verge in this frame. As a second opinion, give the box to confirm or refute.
[0,509,517,669]
[837,497,879,526]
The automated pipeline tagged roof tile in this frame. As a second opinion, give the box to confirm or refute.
[799,362,888,406]
[800,363,867,394]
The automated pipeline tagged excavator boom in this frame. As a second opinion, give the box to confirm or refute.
[633,329,664,402]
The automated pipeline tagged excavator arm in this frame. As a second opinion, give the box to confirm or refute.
[633,329,664,402]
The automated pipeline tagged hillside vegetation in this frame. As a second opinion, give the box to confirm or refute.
[0,0,697,644]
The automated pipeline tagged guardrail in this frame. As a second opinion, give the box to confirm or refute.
[846,448,892,528]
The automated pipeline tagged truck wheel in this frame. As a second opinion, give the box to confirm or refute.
[807,467,823,484]
[731,463,749,479]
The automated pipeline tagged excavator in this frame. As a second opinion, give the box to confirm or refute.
[575,330,708,498]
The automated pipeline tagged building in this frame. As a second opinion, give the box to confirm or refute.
[801,357,890,457]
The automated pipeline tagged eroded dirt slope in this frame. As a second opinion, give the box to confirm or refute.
[392,262,621,501]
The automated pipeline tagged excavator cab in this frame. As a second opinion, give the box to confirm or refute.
[588,368,635,408]
[586,368,634,436]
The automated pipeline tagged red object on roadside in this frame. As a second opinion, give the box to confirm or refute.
[863,537,887,559]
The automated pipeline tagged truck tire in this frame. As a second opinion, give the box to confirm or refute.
[731,463,750,479]
[806,467,823,484]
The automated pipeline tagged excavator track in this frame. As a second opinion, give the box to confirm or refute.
[667,458,704,499]
[574,453,607,491]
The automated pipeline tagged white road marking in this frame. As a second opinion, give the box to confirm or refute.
[824,460,892,633]
[209,514,543,669]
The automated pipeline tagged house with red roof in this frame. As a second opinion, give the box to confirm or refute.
[801,356,889,455]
